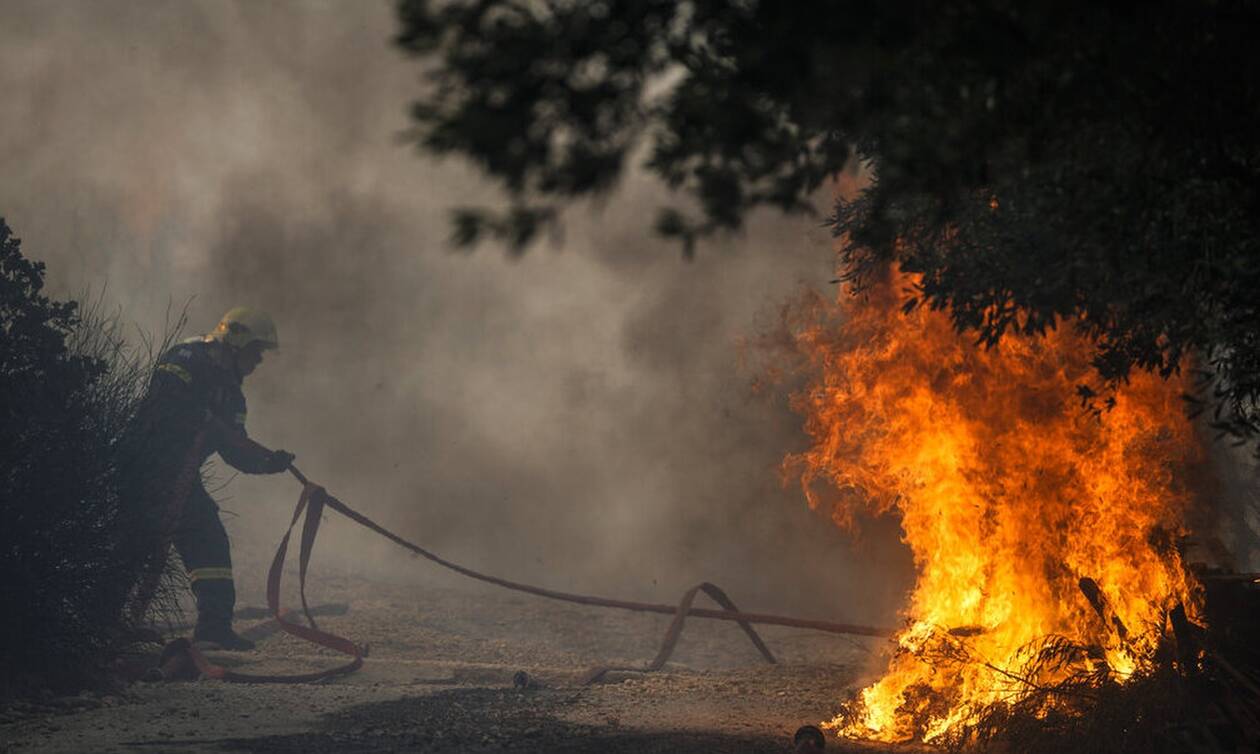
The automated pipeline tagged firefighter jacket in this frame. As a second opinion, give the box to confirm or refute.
[137,338,277,474]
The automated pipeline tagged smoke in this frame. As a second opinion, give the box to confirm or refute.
[0,0,912,625]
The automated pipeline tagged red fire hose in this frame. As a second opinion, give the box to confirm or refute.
[166,464,894,684]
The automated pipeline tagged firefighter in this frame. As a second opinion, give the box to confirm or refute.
[136,307,295,650]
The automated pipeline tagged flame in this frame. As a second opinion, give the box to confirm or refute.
[785,267,1204,742]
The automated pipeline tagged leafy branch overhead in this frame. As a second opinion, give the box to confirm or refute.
[395,0,846,255]
[395,0,1260,442]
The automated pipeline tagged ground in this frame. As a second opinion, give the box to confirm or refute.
[1,573,907,753]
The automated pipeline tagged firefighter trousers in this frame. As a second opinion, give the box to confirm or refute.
[172,483,236,632]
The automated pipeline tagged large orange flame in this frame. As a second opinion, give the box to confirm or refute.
[785,267,1205,742]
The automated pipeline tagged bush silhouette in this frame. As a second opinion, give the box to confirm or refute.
[0,218,176,697]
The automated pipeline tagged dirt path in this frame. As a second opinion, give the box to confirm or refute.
[1,575,901,753]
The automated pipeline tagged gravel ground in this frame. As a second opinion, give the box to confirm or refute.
[1,574,906,753]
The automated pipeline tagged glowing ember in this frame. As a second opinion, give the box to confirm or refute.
[785,267,1205,742]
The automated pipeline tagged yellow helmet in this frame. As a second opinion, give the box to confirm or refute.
[209,307,279,350]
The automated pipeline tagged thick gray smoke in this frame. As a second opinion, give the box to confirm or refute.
[0,0,912,625]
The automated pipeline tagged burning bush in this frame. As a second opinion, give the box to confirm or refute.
[784,265,1229,747]
[0,218,175,697]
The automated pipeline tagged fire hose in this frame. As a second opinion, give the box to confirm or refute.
[163,463,895,684]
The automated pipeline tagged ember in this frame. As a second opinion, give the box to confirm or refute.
[785,267,1207,742]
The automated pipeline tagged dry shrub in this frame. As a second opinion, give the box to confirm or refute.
[937,635,1241,754]
[0,218,182,698]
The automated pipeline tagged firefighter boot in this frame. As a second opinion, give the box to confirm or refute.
[191,578,256,651]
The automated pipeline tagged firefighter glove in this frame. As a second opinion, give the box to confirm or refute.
[268,449,296,473]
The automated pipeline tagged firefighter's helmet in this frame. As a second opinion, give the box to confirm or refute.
[210,307,279,351]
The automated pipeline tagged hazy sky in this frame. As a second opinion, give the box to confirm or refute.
[0,0,914,625]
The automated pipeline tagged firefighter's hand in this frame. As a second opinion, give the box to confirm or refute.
[267,449,296,473]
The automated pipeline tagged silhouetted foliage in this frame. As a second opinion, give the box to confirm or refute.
[0,218,174,697]
[396,0,1260,442]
